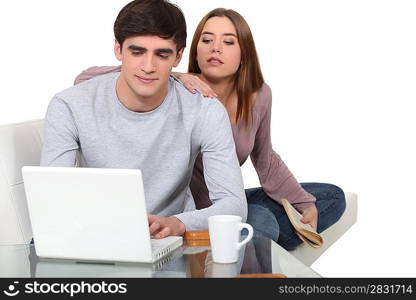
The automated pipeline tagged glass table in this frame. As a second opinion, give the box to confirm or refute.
[0,236,320,278]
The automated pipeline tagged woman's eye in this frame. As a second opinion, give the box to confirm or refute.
[202,39,212,44]
[224,41,234,45]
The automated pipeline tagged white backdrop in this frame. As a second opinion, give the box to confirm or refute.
[1,0,415,277]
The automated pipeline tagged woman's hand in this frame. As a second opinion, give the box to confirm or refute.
[300,205,318,231]
[173,72,217,98]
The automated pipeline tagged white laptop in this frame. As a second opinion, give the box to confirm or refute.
[22,166,183,263]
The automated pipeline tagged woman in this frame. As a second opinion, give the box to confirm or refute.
[75,8,346,250]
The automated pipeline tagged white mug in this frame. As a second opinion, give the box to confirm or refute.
[208,215,254,264]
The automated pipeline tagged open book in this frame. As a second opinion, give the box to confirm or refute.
[281,198,323,249]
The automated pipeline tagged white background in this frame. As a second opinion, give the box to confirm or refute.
[1,1,415,277]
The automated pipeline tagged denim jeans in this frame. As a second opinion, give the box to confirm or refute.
[245,183,346,250]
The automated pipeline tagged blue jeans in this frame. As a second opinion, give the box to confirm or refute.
[245,183,346,250]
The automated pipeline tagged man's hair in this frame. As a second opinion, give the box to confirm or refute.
[114,0,187,52]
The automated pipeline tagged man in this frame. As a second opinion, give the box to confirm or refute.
[40,0,247,239]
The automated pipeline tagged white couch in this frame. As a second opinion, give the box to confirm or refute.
[0,120,43,245]
[0,119,357,267]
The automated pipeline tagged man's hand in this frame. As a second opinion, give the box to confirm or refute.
[148,215,186,239]
[300,205,318,231]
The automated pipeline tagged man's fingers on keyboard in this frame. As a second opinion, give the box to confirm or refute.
[149,222,161,235]
[148,214,157,225]
[155,227,171,239]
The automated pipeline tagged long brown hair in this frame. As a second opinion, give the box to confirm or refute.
[188,8,264,128]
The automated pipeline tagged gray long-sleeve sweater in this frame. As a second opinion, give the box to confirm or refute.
[40,72,247,230]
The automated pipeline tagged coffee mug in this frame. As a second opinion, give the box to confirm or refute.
[208,215,254,264]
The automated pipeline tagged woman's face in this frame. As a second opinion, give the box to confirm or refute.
[196,16,242,81]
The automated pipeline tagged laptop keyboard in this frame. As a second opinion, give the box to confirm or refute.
[150,236,183,261]
[150,239,167,251]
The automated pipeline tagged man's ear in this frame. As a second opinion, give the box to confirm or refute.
[114,40,122,61]
[173,48,185,67]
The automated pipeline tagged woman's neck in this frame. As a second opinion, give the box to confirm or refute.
[199,73,239,124]
[199,74,236,104]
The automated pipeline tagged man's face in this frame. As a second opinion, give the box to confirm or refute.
[115,35,183,104]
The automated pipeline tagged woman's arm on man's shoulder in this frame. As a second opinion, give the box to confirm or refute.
[73,66,216,99]
[74,66,121,85]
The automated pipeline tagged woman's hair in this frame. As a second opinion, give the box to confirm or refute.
[188,8,264,128]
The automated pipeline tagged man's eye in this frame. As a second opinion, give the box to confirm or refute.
[158,54,169,59]
[132,51,143,56]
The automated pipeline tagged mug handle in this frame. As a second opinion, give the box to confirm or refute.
[236,223,254,250]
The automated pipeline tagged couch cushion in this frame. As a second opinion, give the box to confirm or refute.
[0,120,43,185]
